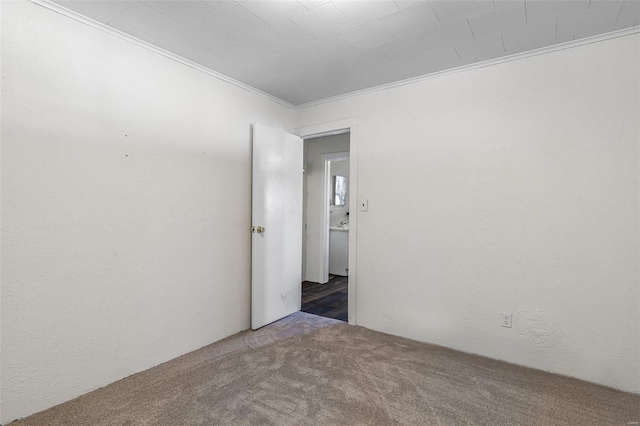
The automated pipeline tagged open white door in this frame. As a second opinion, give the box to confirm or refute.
[251,124,303,330]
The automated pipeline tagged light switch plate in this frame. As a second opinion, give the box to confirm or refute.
[359,198,368,212]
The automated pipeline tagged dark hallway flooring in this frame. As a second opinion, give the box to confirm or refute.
[301,275,347,322]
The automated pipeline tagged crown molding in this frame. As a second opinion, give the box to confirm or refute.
[29,0,296,110]
[26,0,640,111]
[295,25,640,110]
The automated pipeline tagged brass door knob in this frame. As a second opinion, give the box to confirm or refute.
[256,226,265,233]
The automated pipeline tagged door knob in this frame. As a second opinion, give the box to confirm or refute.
[251,226,265,234]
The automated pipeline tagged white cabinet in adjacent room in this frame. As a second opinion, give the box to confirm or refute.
[329,228,349,276]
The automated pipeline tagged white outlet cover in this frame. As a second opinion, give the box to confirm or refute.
[502,312,513,328]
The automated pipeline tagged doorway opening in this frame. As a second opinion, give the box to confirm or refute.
[300,133,350,322]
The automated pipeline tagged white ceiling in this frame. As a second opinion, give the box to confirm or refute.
[52,0,640,105]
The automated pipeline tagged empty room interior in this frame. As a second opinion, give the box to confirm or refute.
[1,0,639,424]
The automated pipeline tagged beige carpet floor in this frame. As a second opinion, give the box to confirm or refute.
[11,312,640,425]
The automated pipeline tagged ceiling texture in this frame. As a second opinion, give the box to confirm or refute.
[51,0,640,106]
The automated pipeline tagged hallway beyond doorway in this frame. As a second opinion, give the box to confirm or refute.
[301,276,347,322]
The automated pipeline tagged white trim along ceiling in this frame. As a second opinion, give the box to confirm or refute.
[35,0,640,108]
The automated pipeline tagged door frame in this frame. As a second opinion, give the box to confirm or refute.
[295,119,358,325]
[320,152,350,283]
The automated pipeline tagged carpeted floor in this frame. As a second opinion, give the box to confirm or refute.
[11,312,640,425]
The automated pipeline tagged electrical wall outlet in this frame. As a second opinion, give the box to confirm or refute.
[501,312,513,328]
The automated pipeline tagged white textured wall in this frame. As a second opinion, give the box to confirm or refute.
[303,134,350,282]
[297,34,640,393]
[0,2,293,423]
